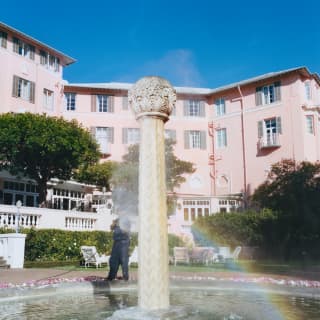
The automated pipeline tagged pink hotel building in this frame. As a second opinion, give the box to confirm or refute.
[1,22,320,234]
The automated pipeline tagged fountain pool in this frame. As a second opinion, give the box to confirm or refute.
[1,280,320,320]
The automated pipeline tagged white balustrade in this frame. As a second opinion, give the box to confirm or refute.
[0,204,114,231]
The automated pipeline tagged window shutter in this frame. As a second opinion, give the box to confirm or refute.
[29,45,35,60]
[255,87,262,106]
[91,95,96,112]
[1,32,7,48]
[122,96,128,110]
[184,131,190,149]
[13,38,19,53]
[183,100,189,116]
[29,81,35,103]
[109,127,114,143]
[276,117,282,134]
[200,131,207,149]
[12,75,19,97]
[274,81,281,101]
[258,121,263,138]
[122,128,128,144]
[109,96,114,112]
[200,101,206,117]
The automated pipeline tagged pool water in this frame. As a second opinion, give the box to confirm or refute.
[0,288,319,320]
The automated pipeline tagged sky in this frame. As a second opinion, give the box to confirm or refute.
[1,0,320,88]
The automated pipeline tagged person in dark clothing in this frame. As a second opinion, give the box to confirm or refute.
[107,218,130,281]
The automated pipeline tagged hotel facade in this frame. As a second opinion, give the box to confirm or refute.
[1,21,320,235]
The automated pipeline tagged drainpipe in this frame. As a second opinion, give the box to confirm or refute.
[237,85,248,209]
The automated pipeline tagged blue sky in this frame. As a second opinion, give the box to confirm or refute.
[1,0,320,88]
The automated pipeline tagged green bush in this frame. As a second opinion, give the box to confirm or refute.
[3,228,183,263]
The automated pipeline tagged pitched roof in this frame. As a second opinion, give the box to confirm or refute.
[0,21,76,66]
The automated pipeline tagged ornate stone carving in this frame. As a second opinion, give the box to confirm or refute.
[128,76,176,121]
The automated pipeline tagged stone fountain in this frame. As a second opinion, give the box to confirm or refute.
[128,76,176,311]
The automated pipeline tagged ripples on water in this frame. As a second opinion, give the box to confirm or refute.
[0,289,320,320]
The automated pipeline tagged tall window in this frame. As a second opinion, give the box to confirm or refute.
[43,89,54,110]
[64,93,76,111]
[122,128,140,144]
[216,128,227,148]
[305,81,311,100]
[13,37,35,60]
[215,98,225,116]
[94,127,114,154]
[256,82,281,105]
[97,95,109,112]
[12,75,35,103]
[0,31,7,48]
[258,117,282,147]
[184,100,205,117]
[184,130,206,149]
[306,115,314,134]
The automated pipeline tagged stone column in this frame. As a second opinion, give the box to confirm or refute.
[129,76,176,310]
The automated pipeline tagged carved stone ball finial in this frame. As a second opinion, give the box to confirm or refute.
[128,76,176,121]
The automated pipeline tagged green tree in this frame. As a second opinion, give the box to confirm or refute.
[0,113,100,205]
[111,139,195,214]
[75,161,118,191]
[252,159,320,259]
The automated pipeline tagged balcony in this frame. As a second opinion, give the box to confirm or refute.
[259,133,281,149]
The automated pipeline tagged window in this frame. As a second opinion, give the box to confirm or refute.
[184,100,205,117]
[122,128,140,144]
[184,130,206,149]
[64,93,76,111]
[94,127,114,154]
[258,117,282,147]
[12,75,35,103]
[13,37,35,60]
[165,129,176,141]
[216,128,227,148]
[0,31,7,48]
[43,89,54,110]
[306,115,314,134]
[97,95,109,112]
[305,81,311,100]
[215,98,225,116]
[40,50,60,72]
[91,95,114,112]
[255,82,281,105]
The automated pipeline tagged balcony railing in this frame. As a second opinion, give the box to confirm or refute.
[259,133,281,149]
[0,204,115,231]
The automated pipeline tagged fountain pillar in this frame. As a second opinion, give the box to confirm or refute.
[128,77,176,310]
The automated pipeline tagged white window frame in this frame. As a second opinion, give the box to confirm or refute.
[215,98,225,116]
[216,128,227,148]
[189,100,201,116]
[127,128,140,144]
[43,89,54,110]
[305,81,312,100]
[189,130,201,149]
[13,37,34,59]
[306,115,314,134]
[18,78,31,101]
[95,127,113,153]
[97,95,109,112]
[40,50,60,72]
[64,93,76,111]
